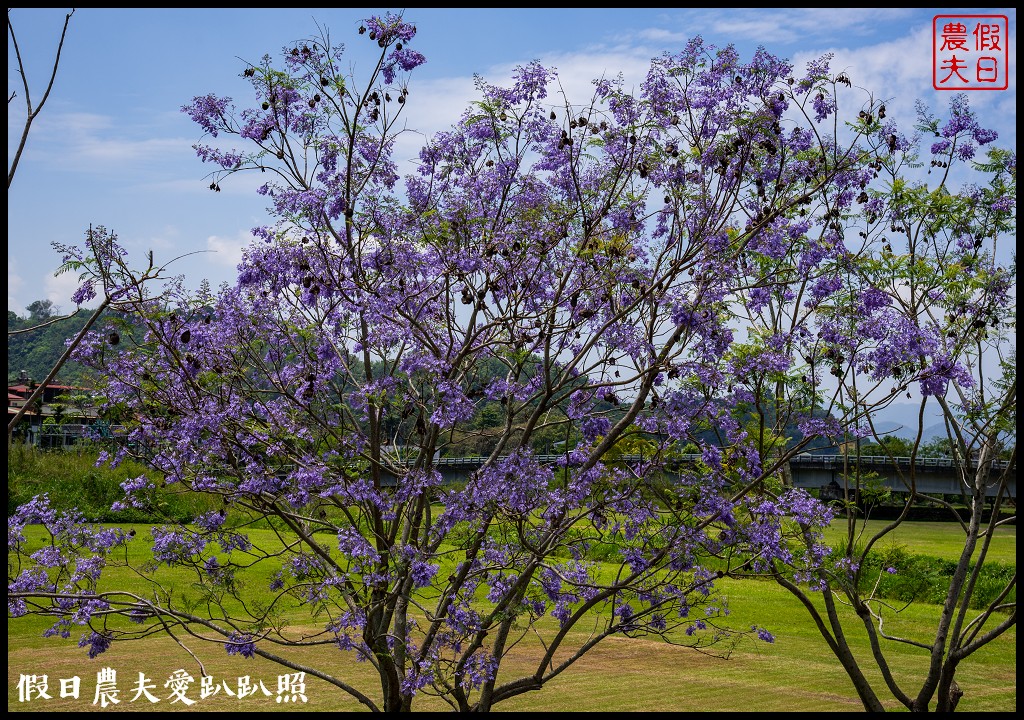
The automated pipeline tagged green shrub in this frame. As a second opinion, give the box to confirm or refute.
[7,443,217,522]
[858,544,1015,609]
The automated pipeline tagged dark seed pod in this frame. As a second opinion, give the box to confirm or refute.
[108,331,120,346]
[180,329,191,344]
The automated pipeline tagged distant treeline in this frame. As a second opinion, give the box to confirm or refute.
[7,300,104,385]
[7,298,842,459]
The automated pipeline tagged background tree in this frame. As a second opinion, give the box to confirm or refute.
[721,90,1016,711]
[6,10,138,439]
[7,226,180,441]
[8,301,95,384]
[7,10,89,390]
[8,13,1015,713]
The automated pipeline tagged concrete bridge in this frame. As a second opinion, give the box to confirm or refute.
[397,454,1015,499]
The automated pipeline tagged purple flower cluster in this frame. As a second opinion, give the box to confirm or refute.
[225,632,257,659]
[78,631,111,659]
[71,279,96,306]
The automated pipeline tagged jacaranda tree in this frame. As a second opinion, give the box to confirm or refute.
[8,12,1015,712]
[721,94,1015,711]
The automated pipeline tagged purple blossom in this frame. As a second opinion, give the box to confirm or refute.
[111,475,154,512]
[194,510,227,532]
[150,527,206,565]
[79,631,111,659]
[365,13,418,44]
[225,632,257,658]
[991,196,1014,212]
[30,545,64,568]
[410,559,438,588]
[383,48,426,84]
[71,280,96,305]
[182,94,232,137]
[812,90,835,122]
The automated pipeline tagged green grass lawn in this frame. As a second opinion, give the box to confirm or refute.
[820,518,1017,565]
[8,520,1016,712]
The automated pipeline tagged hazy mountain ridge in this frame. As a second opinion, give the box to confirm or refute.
[863,402,948,441]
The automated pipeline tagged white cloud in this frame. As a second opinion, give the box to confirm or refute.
[8,261,26,313]
[16,111,193,172]
[6,259,97,315]
[699,8,917,45]
[147,172,270,197]
[205,229,253,269]
[390,46,656,174]
[43,269,83,310]
[789,24,1016,153]
[790,27,933,127]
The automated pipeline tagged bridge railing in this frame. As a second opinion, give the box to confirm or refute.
[431,453,1012,471]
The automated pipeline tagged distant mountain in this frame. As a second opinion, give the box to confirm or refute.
[865,402,946,440]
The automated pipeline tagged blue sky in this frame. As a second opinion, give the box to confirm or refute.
[7,7,1017,315]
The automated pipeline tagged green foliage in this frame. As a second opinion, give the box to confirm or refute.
[7,301,99,384]
[857,435,916,457]
[920,436,954,457]
[6,444,217,522]
[858,545,1016,610]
